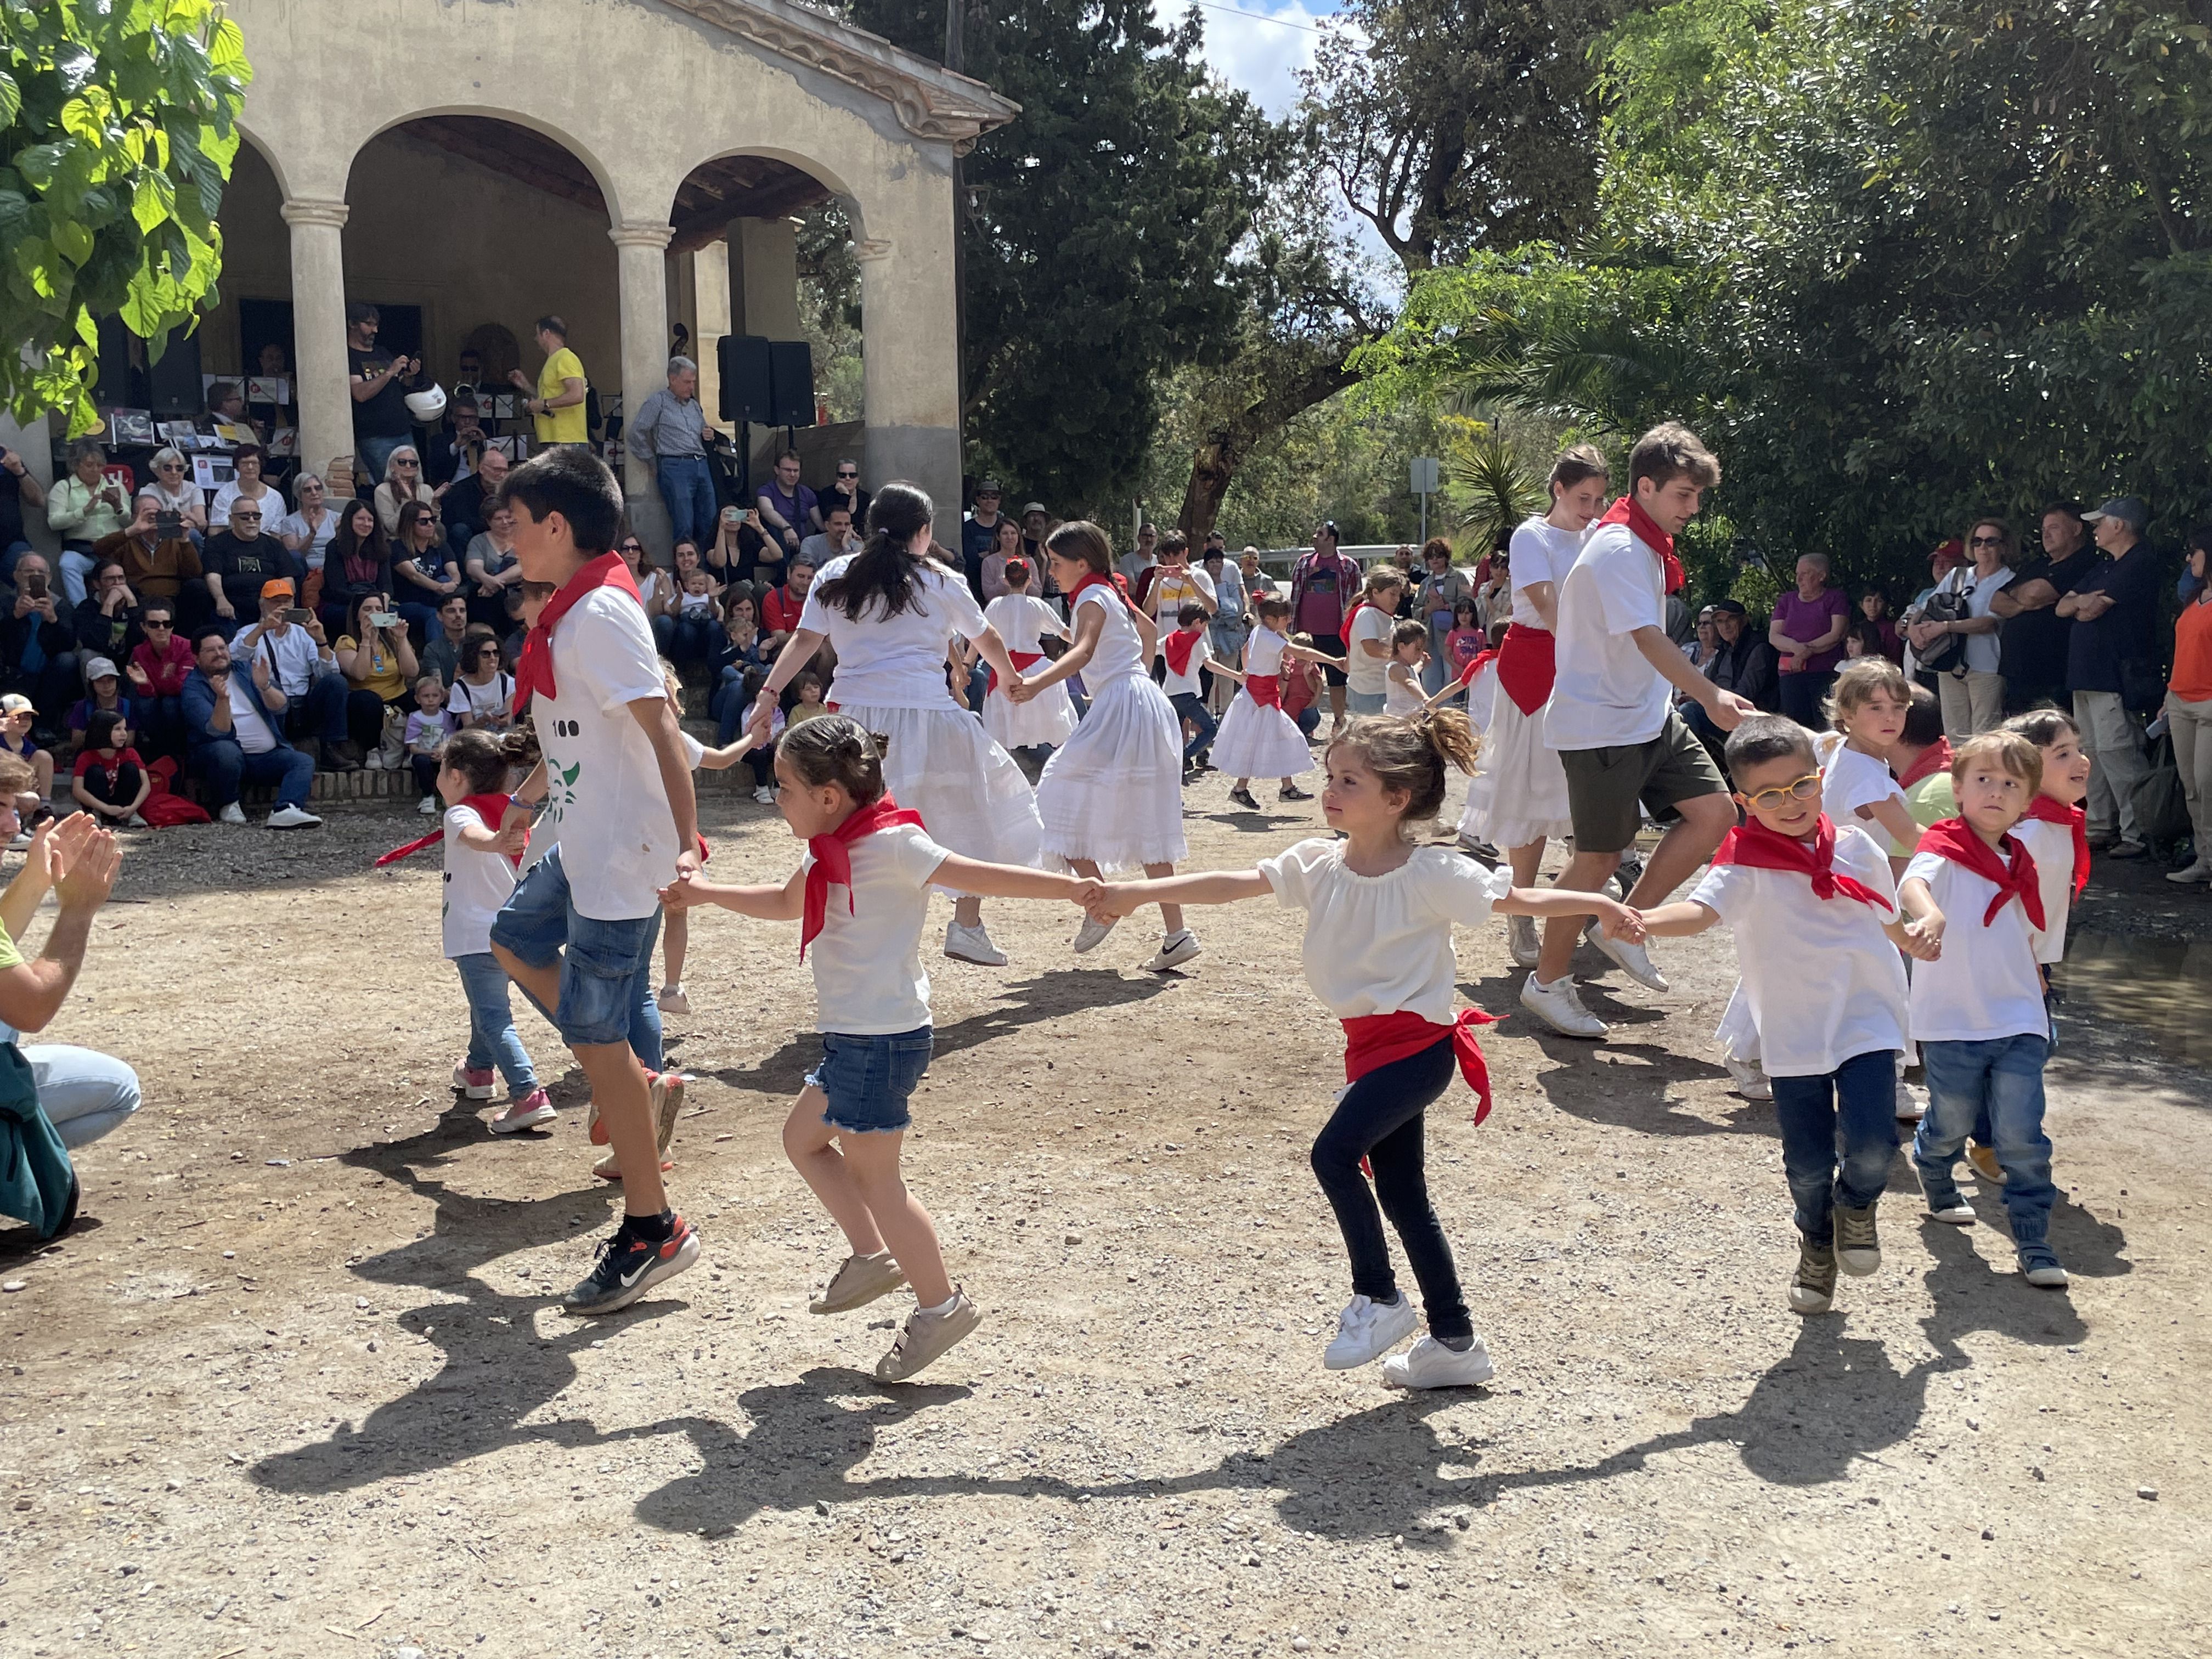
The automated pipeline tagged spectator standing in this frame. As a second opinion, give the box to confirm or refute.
[180,629,322,828]
[1992,501,2101,713]
[754,449,819,573]
[2166,525,2212,883]
[1857,587,1903,663]
[509,315,589,445]
[2059,495,2160,856]
[961,481,1009,603]
[1289,522,1362,733]
[94,497,204,631]
[628,356,716,545]
[44,441,129,600]
[1768,552,1850,727]
[821,458,870,532]
[979,517,1024,602]
[72,562,143,669]
[1201,544,1247,712]
[1118,521,1159,588]
[1139,532,1216,626]
[229,579,355,770]
[1910,517,2015,740]
[1239,546,1276,599]
[0,442,43,586]
[800,504,862,573]
[373,446,435,536]
[1413,539,1474,696]
[0,554,80,735]
[345,302,420,487]
[274,472,338,580]
[201,495,301,636]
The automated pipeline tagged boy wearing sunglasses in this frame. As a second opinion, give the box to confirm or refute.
[1636,716,1941,1316]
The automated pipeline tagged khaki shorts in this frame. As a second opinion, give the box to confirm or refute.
[1557,708,1728,855]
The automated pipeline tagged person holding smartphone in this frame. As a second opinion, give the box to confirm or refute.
[229,578,353,770]
[0,442,47,585]
[335,590,419,768]
[0,553,81,743]
[43,441,127,600]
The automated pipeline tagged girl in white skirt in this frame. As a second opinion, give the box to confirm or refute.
[1219,595,1330,810]
[1464,444,1611,968]
[977,556,1075,757]
[747,481,1043,968]
[1010,520,1199,971]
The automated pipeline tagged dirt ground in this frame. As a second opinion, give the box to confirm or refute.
[2,768,2205,1659]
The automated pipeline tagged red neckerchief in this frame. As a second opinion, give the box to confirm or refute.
[1495,622,1556,712]
[1713,813,1890,911]
[1596,494,1686,595]
[1896,737,1953,791]
[985,650,1044,696]
[1342,1008,1497,1125]
[2021,793,2090,901]
[800,793,927,962]
[1341,596,1369,644]
[1916,818,2045,929]
[1454,648,1501,690]
[1161,626,1204,677]
[374,793,522,869]
[1066,569,1137,613]
[513,552,642,712]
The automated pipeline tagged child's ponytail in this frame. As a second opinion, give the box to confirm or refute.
[1325,709,1479,833]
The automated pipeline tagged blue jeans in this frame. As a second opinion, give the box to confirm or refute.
[284,673,351,744]
[669,612,720,668]
[14,1042,142,1150]
[655,456,718,547]
[1169,691,1216,761]
[489,843,663,1064]
[356,433,408,490]
[1294,704,1321,740]
[453,952,539,1096]
[1769,1048,1899,1246]
[189,738,314,808]
[713,665,751,745]
[1915,1034,2057,1250]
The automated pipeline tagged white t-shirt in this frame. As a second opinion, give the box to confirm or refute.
[532,587,674,921]
[210,479,279,525]
[983,593,1066,656]
[804,822,951,1035]
[274,508,336,570]
[799,555,987,710]
[233,621,320,698]
[450,671,512,724]
[1688,825,1909,1077]
[1345,605,1396,697]
[1148,563,1216,623]
[441,804,517,960]
[1075,585,1147,684]
[1161,630,1211,697]
[1902,847,2047,1042]
[1545,523,1670,751]
[1816,730,1906,823]
[1257,838,1513,1024]
[1508,517,1583,629]
[222,672,279,754]
[2012,816,2076,966]
[1936,563,2016,675]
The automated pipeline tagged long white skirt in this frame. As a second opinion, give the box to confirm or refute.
[1462,688,1573,848]
[983,679,1077,752]
[1035,672,1188,872]
[1211,690,1312,780]
[839,701,1043,875]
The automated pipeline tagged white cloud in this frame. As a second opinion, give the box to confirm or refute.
[1159,0,1331,115]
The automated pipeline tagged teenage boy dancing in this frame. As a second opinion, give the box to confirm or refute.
[489,446,705,1313]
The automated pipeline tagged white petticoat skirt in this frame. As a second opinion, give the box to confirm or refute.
[983,679,1077,752]
[1211,690,1312,780]
[838,701,1043,876]
[1462,687,1573,848]
[1035,672,1188,872]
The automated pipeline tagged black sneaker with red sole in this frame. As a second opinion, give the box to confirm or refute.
[563,1213,701,1314]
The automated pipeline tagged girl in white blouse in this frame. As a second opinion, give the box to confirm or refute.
[1084,709,1642,1390]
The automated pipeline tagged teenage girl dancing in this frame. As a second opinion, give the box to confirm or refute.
[1084,710,1643,1388]
[1008,521,1200,971]
[747,483,1044,968]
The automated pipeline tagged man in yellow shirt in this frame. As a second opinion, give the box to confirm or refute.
[509,315,589,445]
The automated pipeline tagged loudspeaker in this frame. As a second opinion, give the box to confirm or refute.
[767,340,814,427]
[718,334,775,425]
[94,318,205,416]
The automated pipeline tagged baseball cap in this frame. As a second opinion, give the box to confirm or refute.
[261,577,297,600]
[0,693,35,716]
[2081,495,2148,529]
[1712,598,1748,616]
[84,657,120,681]
[975,478,1002,496]
[1931,537,1964,570]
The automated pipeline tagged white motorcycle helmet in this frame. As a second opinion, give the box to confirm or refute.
[404,383,449,424]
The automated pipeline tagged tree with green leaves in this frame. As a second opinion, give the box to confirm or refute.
[1,0,251,436]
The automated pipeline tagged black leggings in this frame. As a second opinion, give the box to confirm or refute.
[1308,1037,1471,1341]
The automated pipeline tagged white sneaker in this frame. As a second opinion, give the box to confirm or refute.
[419,795,439,816]
[1584,919,1668,991]
[1894,1078,1925,1121]
[1506,913,1540,968]
[1519,973,1607,1038]
[1323,1293,1419,1370]
[267,804,323,830]
[658,984,690,1015]
[364,750,390,771]
[1724,1056,1772,1101]
[219,802,247,825]
[5,831,30,851]
[123,812,148,828]
[2165,858,2211,884]
[1072,913,1118,954]
[752,785,775,804]
[1144,929,1200,971]
[1381,1334,1495,1390]
[944,920,1008,967]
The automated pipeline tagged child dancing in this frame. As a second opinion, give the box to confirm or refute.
[662,715,1098,1381]
[1214,594,1328,810]
[1085,710,1643,1388]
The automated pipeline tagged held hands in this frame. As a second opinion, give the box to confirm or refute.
[1901,911,1944,961]
[1003,673,1032,704]
[1590,897,1649,944]
[1077,879,1138,926]
[659,869,709,912]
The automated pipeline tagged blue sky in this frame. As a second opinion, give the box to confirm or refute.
[1160,0,1336,114]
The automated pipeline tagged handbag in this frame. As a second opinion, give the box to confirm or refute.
[2131,730,2190,846]
[1909,569,1973,676]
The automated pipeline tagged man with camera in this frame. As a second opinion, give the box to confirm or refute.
[180,627,323,828]
[0,553,81,745]
[93,495,204,630]
[228,578,357,770]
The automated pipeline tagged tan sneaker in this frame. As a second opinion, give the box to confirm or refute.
[1965,1142,2005,1184]
[1789,1238,1837,1314]
[810,1250,907,1315]
[652,1071,686,1160]
[874,1288,982,1383]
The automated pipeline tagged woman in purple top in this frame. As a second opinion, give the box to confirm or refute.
[1768,552,1850,727]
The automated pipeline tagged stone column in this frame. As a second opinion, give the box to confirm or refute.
[856,233,960,529]
[610,220,674,560]
[279,196,352,486]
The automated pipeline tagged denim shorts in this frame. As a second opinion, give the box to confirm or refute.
[488,844,660,1049]
[805,1026,933,1134]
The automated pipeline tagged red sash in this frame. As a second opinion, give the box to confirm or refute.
[1896,737,1953,791]
[1342,1008,1497,1125]
[2021,793,2090,901]
[985,649,1044,696]
[513,551,643,712]
[1595,494,1686,596]
[1244,674,1282,709]
[800,793,928,961]
[374,793,522,869]
[1454,648,1500,690]
[1495,622,1555,714]
[1713,812,1890,911]
[1161,627,1203,678]
[1915,817,2045,929]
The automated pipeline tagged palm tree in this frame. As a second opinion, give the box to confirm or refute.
[1446,420,1541,551]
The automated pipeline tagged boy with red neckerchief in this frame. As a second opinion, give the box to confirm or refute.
[1638,716,1938,1316]
[486,445,706,1317]
[1900,731,2070,1289]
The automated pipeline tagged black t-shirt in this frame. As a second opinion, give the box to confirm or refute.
[0,462,23,547]
[2000,545,2100,690]
[348,345,413,439]
[823,482,871,531]
[2065,544,2161,695]
[442,472,493,538]
[204,531,294,592]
